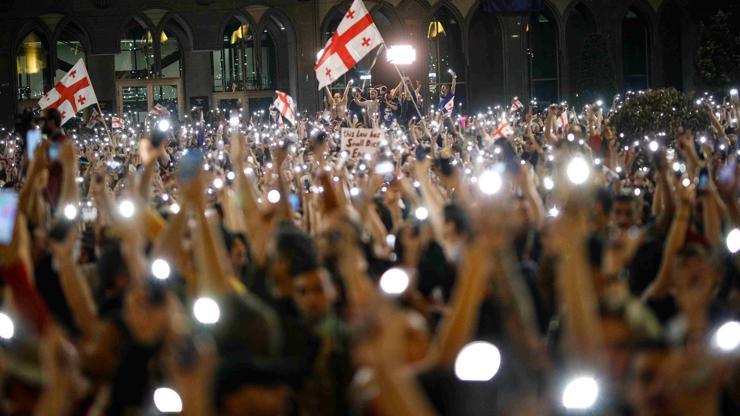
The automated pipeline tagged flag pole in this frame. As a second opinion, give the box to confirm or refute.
[95,102,115,146]
[383,42,425,124]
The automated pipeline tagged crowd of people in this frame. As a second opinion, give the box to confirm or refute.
[0,74,738,416]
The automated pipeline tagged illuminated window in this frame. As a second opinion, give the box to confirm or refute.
[17,31,48,101]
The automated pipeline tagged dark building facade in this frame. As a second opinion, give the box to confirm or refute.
[0,0,700,124]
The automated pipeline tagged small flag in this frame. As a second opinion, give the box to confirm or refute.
[38,58,98,126]
[510,97,523,112]
[315,0,384,90]
[273,90,296,126]
[150,103,170,116]
[86,108,103,129]
[557,112,569,131]
[492,119,514,139]
[111,117,123,129]
[443,96,454,115]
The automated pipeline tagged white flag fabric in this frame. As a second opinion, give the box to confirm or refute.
[38,59,98,126]
[492,119,514,139]
[510,97,523,112]
[111,117,124,129]
[150,103,171,116]
[557,112,569,131]
[86,108,103,129]
[315,0,383,90]
[443,96,455,115]
[273,90,296,125]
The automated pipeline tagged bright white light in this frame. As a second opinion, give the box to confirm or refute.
[415,206,429,221]
[543,176,554,191]
[672,162,681,172]
[119,200,135,219]
[566,157,590,185]
[478,170,502,195]
[562,376,599,410]
[193,297,220,324]
[385,234,396,248]
[454,341,501,381]
[153,387,183,413]
[548,206,560,217]
[211,178,224,190]
[151,258,171,280]
[596,99,603,107]
[170,203,180,214]
[379,268,410,295]
[634,188,641,196]
[386,45,416,65]
[267,190,281,204]
[727,228,740,254]
[226,171,235,181]
[681,178,691,188]
[63,204,78,220]
[731,88,738,96]
[0,313,14,340]
[229,116,240,127]
[157,119,170,132]
[375,161,394,175]
[713,321,740,352]
[567,133,575,142]
[350,187,360,197]
[648,140,659,152]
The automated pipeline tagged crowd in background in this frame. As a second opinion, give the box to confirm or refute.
[0,74,738,416]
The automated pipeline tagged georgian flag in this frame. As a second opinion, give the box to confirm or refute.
[150,103,171,116]
[492,119,514,139]
[111,117,124,129]
[38,59,98,126]
[510,97,523,112]
[315,0,384,90]
[273,90,296,126]
[557,112,569,131]
[86,108,103,129]
[443,96,454,115]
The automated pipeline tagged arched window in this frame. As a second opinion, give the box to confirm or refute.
[528,7,559,104]
[115,20,155,80]
[17,31,48,101]
[565,3,597,102]
[213,18,256,92]
[55,24,86,83]
[622,8,650,91]
[428,7,465,106]
[260,29,276,90]
[659,1,683,90]
[159,30,181,78]
[468,7,503,111]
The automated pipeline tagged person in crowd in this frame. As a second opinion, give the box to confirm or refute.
[0,77,738,416]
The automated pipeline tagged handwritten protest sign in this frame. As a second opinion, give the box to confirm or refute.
[341,128,384,158]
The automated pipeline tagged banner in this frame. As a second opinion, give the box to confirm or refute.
[341,128,384,158]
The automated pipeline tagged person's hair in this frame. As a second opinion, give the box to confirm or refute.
[614,194,636,208]
[443,202,472,239]
[595,187,614,214]
[275,223,319,277]
[45,108,62,128]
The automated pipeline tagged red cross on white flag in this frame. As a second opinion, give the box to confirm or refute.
[38,59,98,126]
[111,117,124,130]
[315,0,384,90]
[557,112,569,131]
[443,96,454,115]
[509,97,523,113]
[273,90,296,126]
[492,119,514,139]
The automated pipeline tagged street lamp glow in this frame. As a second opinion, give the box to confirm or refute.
[153,387,183,413]
[454,341,501,381]
[193,297,220,324]
[386,45,416,65]
[562,375,599,410]
[379,267,410,295]
[566,157,590,185]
